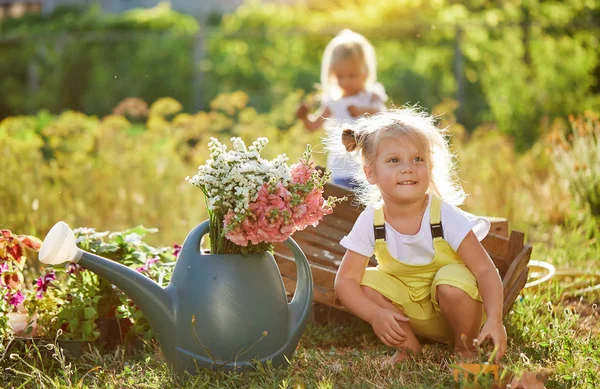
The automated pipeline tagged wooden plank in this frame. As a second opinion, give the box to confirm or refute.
[481,233,509,261]
[502,244,533,296]
[485,217,509,238]
[282,275,343,309]
[275,243,341,269]
[274,252,337,286]
[504,231,525,276]
[503,268,529,317]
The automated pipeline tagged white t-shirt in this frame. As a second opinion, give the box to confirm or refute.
[323,83,387,181]
[340,196,491,265]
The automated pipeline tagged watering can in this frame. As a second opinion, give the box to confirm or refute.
[38,220,313,373]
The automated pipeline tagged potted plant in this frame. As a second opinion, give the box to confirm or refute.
[1,226,177,356]
[1,230,43,339]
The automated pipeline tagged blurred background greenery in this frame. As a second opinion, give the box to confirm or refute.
[1,0,599,250]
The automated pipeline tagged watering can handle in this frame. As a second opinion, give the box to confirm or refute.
[179,220,210,258]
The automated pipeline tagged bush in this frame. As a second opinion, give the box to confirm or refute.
[0,4,198,118]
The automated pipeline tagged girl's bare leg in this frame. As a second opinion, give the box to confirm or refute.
[361,286,421,364]
[436,285,483,360]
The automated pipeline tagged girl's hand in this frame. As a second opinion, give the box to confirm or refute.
[370,307,410,347]
[296,103,309,120]
[476,319,507,363]
[348,105,360,117]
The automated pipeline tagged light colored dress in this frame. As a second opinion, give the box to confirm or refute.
[322,83,387,185]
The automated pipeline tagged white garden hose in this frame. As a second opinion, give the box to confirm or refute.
[525,260,600,296]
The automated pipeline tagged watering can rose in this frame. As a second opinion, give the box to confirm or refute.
[186,137,344,253]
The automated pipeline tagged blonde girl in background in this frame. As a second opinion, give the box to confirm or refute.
[329,108,507,365]
[296,29,388,188]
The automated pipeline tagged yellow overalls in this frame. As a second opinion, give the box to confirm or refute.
[361,196,484,343]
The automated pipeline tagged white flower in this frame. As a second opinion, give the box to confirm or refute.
[188,137,299,216]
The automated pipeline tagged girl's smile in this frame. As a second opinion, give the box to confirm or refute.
[364,135,430,205]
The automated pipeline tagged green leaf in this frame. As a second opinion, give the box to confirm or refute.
[81,320,93,335]
[83,307,97,320]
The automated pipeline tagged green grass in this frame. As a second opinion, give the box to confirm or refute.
[1,220,598,388]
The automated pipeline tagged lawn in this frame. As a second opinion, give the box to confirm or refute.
[1,219,598,389]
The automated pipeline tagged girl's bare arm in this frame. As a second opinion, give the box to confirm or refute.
[348,105,381,117]
[334,250,408,347]
[334,250,376,320]
[296,104,331,132]
[457,231,507,361]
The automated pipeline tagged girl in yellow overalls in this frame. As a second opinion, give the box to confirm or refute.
[329,108,507,365]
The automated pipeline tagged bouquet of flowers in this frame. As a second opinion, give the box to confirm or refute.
[186,137,343,255]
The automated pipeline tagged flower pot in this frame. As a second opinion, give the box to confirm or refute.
[7,312,38,337]
[95,317,123,348]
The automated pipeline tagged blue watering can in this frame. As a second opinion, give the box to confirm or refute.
[39,220,313,373]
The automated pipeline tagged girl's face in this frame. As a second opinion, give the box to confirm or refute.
[333,58,367,97]
[364,134,431,205]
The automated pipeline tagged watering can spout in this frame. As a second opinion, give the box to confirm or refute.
[39,222,176,348]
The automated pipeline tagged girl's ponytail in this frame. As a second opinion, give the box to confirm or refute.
[341,128,362,152]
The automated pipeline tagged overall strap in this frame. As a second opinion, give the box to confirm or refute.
[373,207,386,241]
[429,195,444,240]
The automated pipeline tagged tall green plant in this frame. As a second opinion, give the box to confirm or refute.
[550,112,600,218]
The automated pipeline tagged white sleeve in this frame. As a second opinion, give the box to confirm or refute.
[339,207,375,258]
[441,202,491,252]
[369,82,388,103]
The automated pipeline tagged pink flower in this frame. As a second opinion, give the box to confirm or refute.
[135,256,159,274]
[35,270,56,299]
[223,177,335,248]
[227,230,250,246]
[173,244,182,258]
[6,290,24,309]
[290,161,314,184]
[66,263,83,275]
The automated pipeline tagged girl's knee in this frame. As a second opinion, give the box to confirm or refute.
[361,285,405,313]
[436,284,472,304]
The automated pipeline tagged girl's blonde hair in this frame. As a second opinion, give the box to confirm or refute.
[325,107,466,207]
[320,29,378,101]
